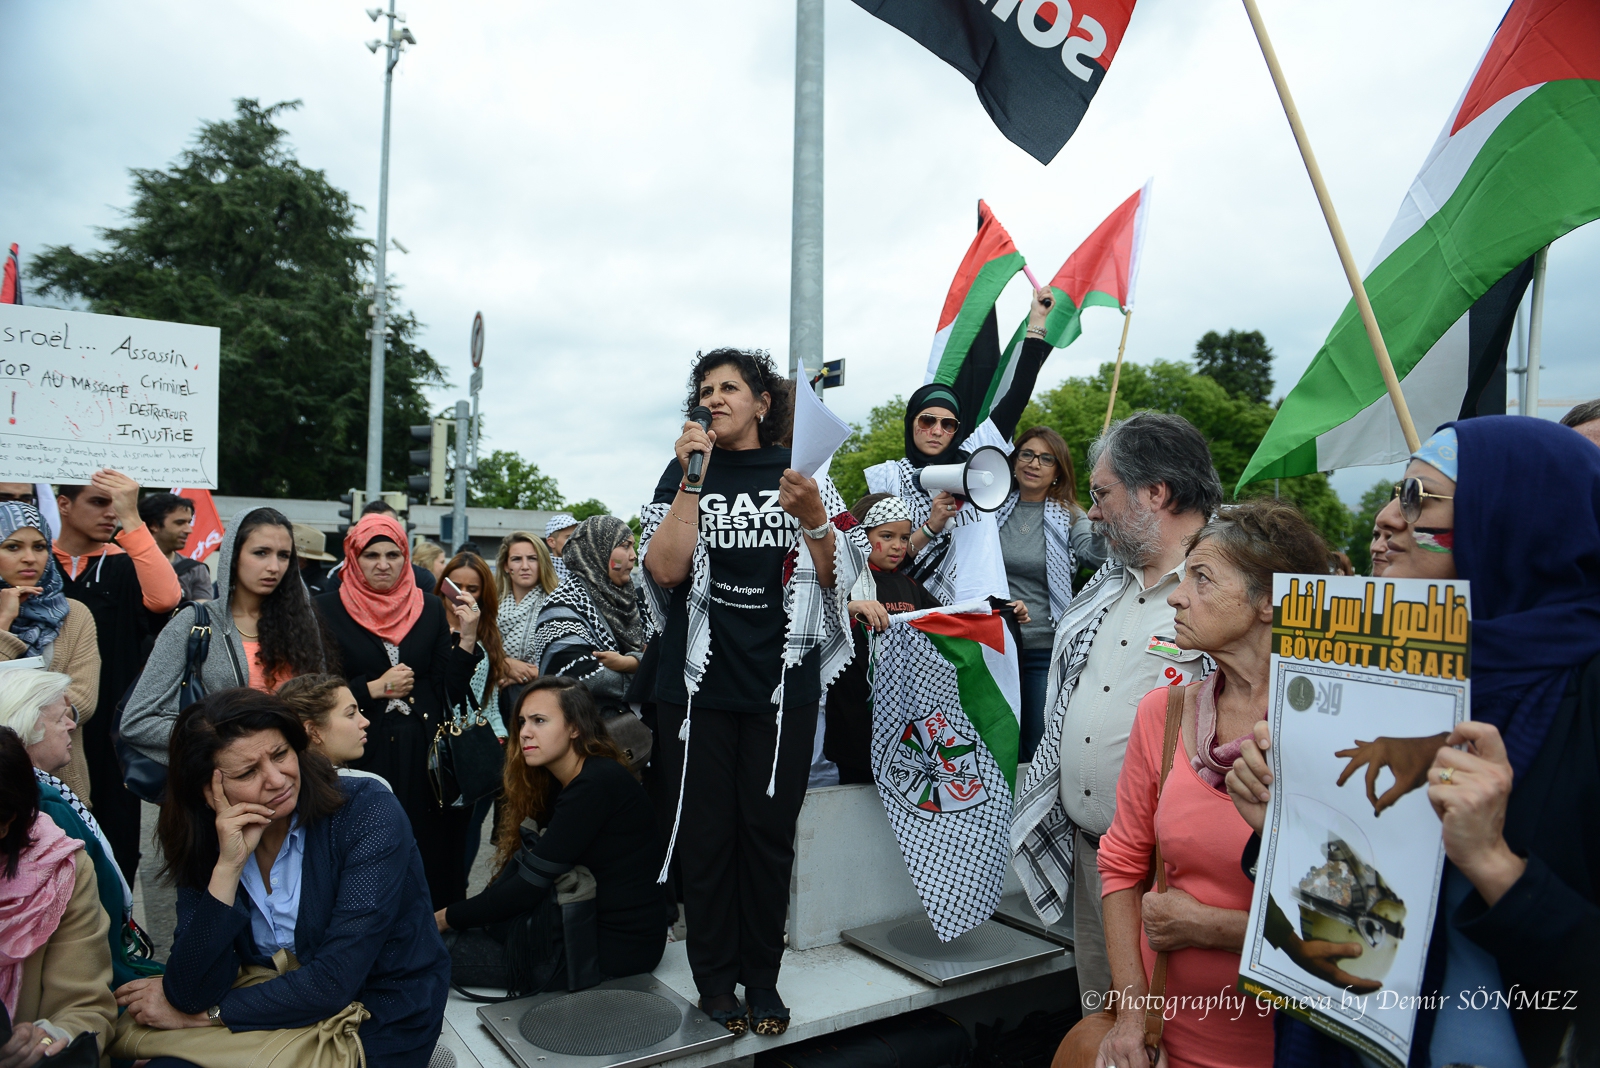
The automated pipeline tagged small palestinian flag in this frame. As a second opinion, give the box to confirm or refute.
[924,201,1025,428]
[871,604,1021,940]
[1,244,22,305]
[850,0,1140,164]
[1242,0,1600,486]
[997,180,1152,379]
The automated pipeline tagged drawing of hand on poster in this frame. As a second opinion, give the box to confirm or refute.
[1239,574,1471,1068]
[0,305,220,487]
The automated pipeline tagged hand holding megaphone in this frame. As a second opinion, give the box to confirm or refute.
[914,445,1013,513]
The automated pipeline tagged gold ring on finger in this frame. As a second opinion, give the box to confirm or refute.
[1438,767,1454,784]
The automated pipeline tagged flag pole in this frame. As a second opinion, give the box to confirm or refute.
[1239,0,1421,453]
[1525,244,1549,416]
[1102,309,1134,432]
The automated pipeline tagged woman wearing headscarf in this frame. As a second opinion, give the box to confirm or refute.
[314,513,483,909]
[864,287,1056,606]
[122,507,334,764]
[1229,417,1600,1068]
[532,516,643,710]
[0,502,99,802]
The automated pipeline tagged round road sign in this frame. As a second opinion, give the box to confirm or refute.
[470,311,485,368]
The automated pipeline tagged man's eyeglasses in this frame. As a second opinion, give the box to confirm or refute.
[1089,480,1123,506]
[0,492,36,505]
[1390,477,1454,524]
[916,414,960,435]
[1017,449,1058,469]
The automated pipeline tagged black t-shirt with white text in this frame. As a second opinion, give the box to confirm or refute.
[650,447,821,711]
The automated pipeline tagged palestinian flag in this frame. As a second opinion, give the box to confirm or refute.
[1,245,22,305]
[871,604,1021,940]
[924,201,1025,426]
[1241,0,1600,486]
[850,0,1140,164]
[998,180,1151,377]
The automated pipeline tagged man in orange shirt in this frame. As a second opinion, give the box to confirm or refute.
[55,468,181,885]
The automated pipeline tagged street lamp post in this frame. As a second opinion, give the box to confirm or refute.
[789,0,825,399]
[364,3,418,499]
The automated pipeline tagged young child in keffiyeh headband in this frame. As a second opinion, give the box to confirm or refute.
[823,493,943,784]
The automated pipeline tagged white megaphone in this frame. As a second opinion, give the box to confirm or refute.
[914,445,1013,512]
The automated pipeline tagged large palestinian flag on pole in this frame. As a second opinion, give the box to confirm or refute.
[1241,0,1600,486]
[924,201,1026,427]
[871,604,1021,940]
[998,180,1152,376]
[850,0,1140,164]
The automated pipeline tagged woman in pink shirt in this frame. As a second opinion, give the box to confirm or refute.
[1096,500,1330,1068]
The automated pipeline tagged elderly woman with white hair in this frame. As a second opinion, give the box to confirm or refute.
[0,669,159,989]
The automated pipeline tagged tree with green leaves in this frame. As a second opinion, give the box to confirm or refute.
[568,499,611,522]
[29,99,444,499]
[469,449,564,510]
[1193,329,1274,405]
[830,396,907,506]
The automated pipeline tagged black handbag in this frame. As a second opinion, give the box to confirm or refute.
[428,685,506,808]
[112,602,215,803]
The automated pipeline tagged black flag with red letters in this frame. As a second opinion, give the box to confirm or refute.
[851,0,1138,164]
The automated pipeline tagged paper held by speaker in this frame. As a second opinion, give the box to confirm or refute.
[914,446,1012,512]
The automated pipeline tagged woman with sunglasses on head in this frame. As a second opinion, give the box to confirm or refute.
[0,502,100,802]
[994,425,1105,762]
[122,507,334,765]
[314,513,483,910]
[864,287,1057,608]
[641,347,866,1035]
[1228,417,1600,1068]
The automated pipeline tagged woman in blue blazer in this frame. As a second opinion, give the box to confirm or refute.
[113,687,450,1067]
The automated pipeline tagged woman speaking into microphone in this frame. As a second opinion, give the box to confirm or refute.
[640,348,865,1036]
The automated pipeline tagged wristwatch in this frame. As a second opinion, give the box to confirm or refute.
[207,1005,222,1025]
[802,521,833,540]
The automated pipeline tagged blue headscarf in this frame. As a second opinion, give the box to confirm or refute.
[0,502,71,659]
[1451,416,1600,777]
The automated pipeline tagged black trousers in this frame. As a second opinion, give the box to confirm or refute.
[656,700,816,996]
[82,708,144,886]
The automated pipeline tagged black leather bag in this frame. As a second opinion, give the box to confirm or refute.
[112,603,214,804]
[428,686,506,808]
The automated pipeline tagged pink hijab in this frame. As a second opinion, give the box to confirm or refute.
[338,514,424,645]
[0,812,82,1017]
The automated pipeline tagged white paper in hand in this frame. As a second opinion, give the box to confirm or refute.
[790,380,852,479]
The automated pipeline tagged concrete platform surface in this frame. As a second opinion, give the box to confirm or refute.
[446,938,1075,1068]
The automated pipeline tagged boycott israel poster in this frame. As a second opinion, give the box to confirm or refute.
[1239,574,1470,1068]
[0,304,220,487]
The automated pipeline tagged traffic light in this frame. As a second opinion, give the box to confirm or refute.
[337,489,365,535]
[408,418,449,503]
[381,491,417,534]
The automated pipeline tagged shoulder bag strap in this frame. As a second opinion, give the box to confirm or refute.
[1143,682,1186,1053]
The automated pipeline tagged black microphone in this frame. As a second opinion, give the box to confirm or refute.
[686,405,713,485]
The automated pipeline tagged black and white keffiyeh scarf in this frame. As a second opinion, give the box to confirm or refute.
[531,579,621,681]
[33,768,133,912]
[995,491,1078,625]
[1009,557,1213,925]
[498,586,547,663]
[639,470,867,880]
[560,516,644,653]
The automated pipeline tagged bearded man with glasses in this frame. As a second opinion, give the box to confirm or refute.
[1010,410,1222,1008]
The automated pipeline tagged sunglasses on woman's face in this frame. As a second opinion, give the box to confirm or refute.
[1017,449,1057,469]
[916,414,960,434]
[1390,477,1454,524]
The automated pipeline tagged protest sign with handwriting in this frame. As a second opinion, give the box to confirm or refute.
[0,305,220,487]
[1239,574,1470,1068]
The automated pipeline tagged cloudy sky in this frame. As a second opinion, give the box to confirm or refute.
[4,0,1593,514]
